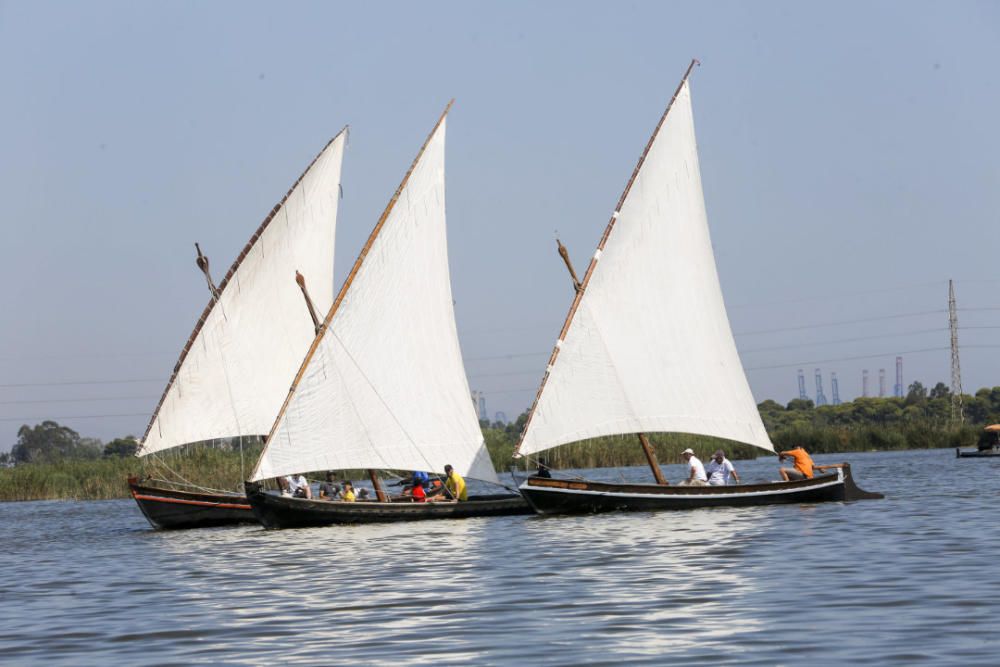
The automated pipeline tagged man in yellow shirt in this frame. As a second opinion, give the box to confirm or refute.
[443,464,467,501]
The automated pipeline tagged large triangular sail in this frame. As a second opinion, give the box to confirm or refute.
[516,69,773,457]
[139,130,347,456]
[250,106,498,484]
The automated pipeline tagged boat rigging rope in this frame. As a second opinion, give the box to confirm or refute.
[326,329,455,484]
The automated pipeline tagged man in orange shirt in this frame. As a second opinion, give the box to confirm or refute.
[779,446,841,481]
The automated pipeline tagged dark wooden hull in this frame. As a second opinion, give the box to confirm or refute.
[128,477,257,530]
[518,463,883,515]
[956,448,1000,458]
[245,482,532,529]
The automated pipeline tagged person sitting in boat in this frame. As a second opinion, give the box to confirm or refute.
[410,482,427,503]
[705,449,739,486]
[286,473,312,499]
[778,446,814,480]
[357,488,371,501]
[401,470,430,498]
[341,481,356,502]
[678,448,708,486]
[429,464,467,501]
[318,472,341,501]
[535,460,552,478]
[778,446,842,480]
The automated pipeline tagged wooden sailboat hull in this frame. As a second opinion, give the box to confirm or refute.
[128,477,257,530]
[517,464,883,515]
[244,482,532,529]
[956,448,1000,458]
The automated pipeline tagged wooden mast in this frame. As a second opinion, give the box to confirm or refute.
[251,101,454,484]
[513,59,700,474]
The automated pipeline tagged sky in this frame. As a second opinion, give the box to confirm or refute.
[1,0,998,451]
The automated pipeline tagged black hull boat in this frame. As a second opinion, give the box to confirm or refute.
[517,464,883,516]
[956,448,1000,458]
[245,482,531,529]
[128,476,257,530]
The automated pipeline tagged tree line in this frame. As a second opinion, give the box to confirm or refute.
[5,383,1000,468]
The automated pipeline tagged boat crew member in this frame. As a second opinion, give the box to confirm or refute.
[778,446,816,480]
[318,472,341,500]
[444,464,468,501]
[286,473,312,499]
[411,482,427,502]
[341,481,356,502]
[535,460,552,478]
[778,446,843,480]
[705,450,739,485]
[402,470,430,498]
[679,448,708,486]
[410,470,429,489]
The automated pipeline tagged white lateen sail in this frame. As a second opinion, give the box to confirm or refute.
[516,78,773,457]
[139,130,347,456]
[251,107,498,484]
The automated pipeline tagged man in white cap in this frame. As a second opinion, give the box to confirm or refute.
[679,448,708,486]
[705,449,740,486]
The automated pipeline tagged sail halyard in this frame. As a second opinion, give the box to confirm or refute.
[515,61,775,458]
[138,127,348,456]
[250,103,499,485]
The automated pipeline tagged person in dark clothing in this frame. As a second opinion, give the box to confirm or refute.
[318,471,341,500]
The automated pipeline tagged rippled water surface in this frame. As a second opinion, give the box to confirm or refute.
[3,449,1000,665]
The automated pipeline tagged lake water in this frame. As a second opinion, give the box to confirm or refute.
[2,448,999,665]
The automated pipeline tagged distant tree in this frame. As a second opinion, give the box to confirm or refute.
[0,451,11,467]
[103,437,139,458]
[12,421,85,464]
[905,381,928,405]
[929,382,951,400]
[786,398,815,411]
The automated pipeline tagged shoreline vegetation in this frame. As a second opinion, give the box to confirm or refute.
[3,382,998,502]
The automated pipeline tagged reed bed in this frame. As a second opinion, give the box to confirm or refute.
[0,445,260,502]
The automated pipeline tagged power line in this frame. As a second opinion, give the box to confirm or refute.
[734,310,946,337]
[0,396,159,406]
[738,328,948,354]
[0,378,164,389]
[0,413,148,423]
[728,279,947,309]
[745,347,950,371]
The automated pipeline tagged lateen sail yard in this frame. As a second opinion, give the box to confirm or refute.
[250,106,498,485]
[516,76,772,458]
[139,131,347,456]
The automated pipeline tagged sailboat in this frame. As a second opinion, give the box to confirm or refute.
[513,61,882,514]
[243,103,529,528]
[129,129,348,529]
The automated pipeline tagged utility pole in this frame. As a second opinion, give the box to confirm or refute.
[797,369,808,401]
[949,280,964,425]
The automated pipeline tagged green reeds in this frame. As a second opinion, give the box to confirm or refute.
[0,443,261,502]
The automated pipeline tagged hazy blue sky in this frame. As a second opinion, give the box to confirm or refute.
[2,1,998,451]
